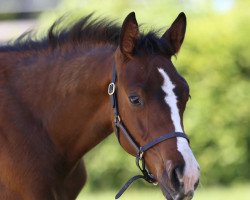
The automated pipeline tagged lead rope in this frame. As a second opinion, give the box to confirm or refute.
[114,121,157,199]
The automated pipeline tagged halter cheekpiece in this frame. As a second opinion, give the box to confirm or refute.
[108,64,189,199]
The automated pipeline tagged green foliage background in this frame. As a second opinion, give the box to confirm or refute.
[39,0,250,191]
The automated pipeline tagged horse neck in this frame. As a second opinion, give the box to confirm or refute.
[11,45,115,164]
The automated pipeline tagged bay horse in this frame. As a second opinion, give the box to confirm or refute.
[0,12,200,200]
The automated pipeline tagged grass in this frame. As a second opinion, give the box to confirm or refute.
[76,183,250,200]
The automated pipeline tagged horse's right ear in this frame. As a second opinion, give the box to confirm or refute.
[119,12,139,59]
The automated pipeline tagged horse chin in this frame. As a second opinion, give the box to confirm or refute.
[159,183,175,200]
[159,183,195,200]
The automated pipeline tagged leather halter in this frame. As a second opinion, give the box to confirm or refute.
[108,65,189,199]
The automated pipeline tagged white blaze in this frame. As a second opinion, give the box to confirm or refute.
[158,68,200,194]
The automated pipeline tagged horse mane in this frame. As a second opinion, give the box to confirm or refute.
[0,13,174,56]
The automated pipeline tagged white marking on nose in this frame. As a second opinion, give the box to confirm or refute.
[158,68,200,194]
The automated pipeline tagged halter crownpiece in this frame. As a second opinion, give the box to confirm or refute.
[108,64,189,199]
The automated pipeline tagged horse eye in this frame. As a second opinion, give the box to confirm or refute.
[129,95,142,106]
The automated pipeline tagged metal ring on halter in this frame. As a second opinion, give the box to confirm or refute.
[139,150,144,160]
[153,181,158,185]
[108,83,116,95]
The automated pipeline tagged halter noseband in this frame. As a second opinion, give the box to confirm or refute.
[108,65,189,199]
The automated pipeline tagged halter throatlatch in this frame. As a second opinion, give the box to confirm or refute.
[108,65,189,199]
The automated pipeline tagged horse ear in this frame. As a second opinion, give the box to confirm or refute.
[119,12,139,58]
[161,12,187,54]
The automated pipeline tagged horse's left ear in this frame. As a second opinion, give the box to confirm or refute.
[161,12,187,54]
[119,12,139,59]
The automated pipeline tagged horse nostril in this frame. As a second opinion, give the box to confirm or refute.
[171,165,184,190]
[194,179,200,190]
[186,190,194,200]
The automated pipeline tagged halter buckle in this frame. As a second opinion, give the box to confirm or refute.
[114,115,121,123]
[108,83,116,95]
[138,149,144,160]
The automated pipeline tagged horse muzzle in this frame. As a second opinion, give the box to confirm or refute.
[158,165,199,200]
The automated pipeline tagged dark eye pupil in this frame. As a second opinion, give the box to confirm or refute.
[129,95,141,105]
